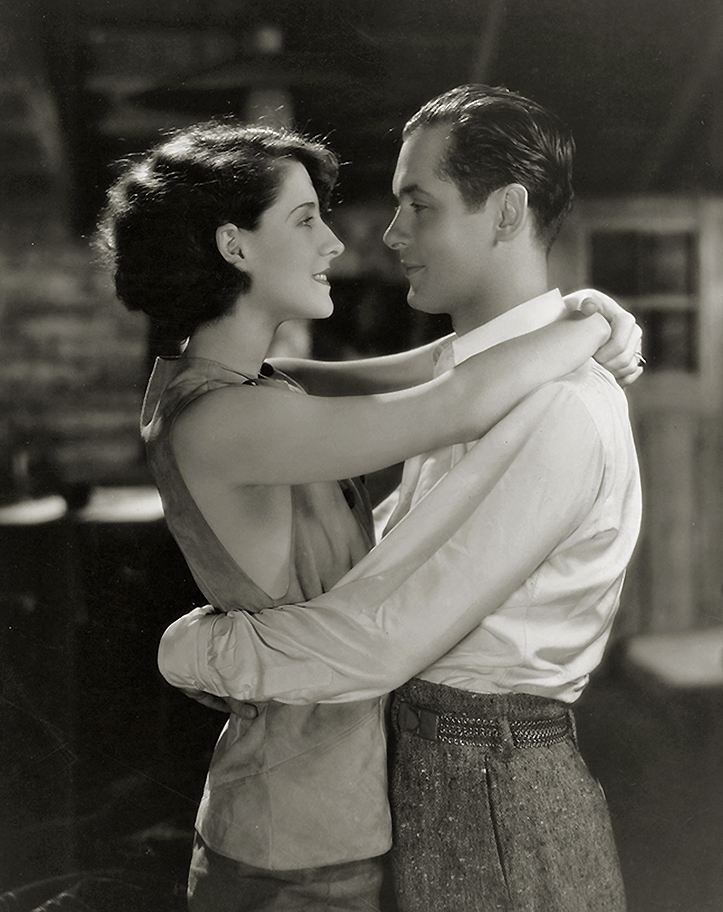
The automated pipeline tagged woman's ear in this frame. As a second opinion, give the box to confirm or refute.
[216,223,244,265]
[496,184,528,240]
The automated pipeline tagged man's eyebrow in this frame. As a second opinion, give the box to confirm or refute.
[394,183,433,201]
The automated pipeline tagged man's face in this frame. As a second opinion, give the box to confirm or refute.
[383,125,500,329]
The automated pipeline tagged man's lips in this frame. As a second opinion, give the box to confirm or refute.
[402,263,424,277]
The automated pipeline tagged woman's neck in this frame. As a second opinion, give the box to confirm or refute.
[184,306,278,377]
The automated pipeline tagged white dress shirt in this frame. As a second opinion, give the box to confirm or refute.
[159,290,642,705]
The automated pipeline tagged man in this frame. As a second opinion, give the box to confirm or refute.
[160,85,642,910]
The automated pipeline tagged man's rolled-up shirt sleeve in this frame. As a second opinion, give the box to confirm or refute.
[158,382,605,704]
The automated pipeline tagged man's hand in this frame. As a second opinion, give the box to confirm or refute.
[179,687,232,712]
[565,289,644,387]
[179,687,260,720]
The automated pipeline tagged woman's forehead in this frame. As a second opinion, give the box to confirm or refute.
[274,160,317,204]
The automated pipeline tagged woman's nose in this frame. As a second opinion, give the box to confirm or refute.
[324,224,344,259]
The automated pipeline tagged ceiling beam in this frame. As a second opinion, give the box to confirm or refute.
[636,3,723,190]
[470,0,506,84]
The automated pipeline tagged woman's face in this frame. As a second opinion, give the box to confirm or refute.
[240,160,344,323]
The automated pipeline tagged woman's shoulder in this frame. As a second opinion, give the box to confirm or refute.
[171,359,302,482]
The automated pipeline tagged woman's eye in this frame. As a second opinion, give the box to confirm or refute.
[300,216,314,227]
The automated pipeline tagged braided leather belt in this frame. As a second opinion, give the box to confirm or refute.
[396,700,573,749]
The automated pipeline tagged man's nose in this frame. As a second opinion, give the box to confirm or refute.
[383,209,407,249]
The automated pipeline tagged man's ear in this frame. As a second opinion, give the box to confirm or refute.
[216,223,244,264]
[496,184,528,240]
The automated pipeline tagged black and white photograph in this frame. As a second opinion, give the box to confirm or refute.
[1,2,722,910]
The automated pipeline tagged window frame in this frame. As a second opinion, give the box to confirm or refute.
[551,196,723,413]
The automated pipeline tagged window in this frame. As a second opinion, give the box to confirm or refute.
[551,197,723,412]
[590,230,698,373]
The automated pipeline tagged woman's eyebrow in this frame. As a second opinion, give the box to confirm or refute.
[288,200,317,216]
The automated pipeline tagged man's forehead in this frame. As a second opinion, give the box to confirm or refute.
[392,125,453,196]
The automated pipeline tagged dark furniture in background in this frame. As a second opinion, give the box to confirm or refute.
[0,490,225,909]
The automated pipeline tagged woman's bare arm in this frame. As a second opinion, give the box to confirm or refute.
[566,288,644,386]
[270,335,449,396]
[270,288,642,397]
[174,312,610,487]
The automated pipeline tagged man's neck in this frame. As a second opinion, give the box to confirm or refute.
[451,249,550,337]
[452,281,551,336]
[450,287,566,366]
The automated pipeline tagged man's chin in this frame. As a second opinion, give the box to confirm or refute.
[406,286,424,310]
[406,287,442,315]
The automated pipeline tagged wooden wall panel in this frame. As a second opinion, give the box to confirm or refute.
[555,196,723,638]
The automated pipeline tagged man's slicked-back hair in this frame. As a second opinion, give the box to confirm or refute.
[403,85,575,250]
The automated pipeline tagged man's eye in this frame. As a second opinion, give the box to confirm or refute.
[411,202,426,213]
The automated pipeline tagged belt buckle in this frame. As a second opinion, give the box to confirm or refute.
[398,702,439,740]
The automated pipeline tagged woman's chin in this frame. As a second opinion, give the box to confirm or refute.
[311,295,335,320]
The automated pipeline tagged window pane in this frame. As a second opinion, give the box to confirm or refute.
[638,309,698,372]
[590,231,697,295]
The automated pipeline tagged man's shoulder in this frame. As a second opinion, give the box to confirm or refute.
[512,360,631,441]
[535,360,634,447]
[536,360,625,409]
[481,366,603,457]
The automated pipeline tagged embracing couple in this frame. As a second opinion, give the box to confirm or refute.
[99,84,642,911]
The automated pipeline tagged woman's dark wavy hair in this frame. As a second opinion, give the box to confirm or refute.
[95,121,339,341]
[403,85,575,251]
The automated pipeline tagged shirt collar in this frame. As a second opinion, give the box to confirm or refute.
[446,288,567,367]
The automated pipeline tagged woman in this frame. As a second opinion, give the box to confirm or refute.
[98,121,635,911]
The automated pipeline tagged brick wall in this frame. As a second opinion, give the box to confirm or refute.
[0,0,150,502]
[0,244,150,495]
